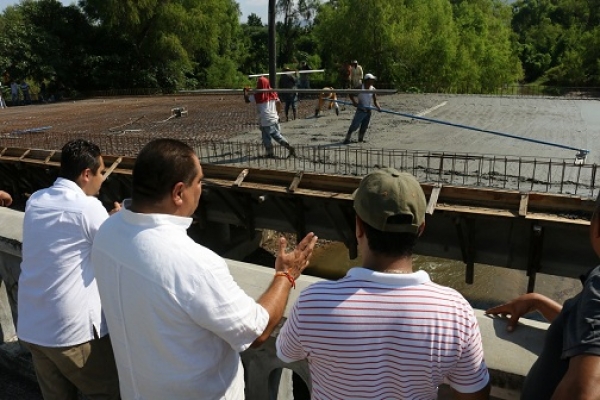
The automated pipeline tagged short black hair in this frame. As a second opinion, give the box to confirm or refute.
[59,139,102,181]
[132,139,198,206]
[362,214,419,258]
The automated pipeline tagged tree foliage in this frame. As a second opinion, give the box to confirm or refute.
[239,15,269,79]
[512,0,600,86]
[0,0,93,89]
[2,0,598,93]
[80,0,246,89]
[314,0,522,92]
[276,0,320,69]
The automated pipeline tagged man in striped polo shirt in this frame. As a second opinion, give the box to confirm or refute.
[276,168,491,399]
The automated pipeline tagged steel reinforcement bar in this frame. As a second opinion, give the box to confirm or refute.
[1,139,598,198]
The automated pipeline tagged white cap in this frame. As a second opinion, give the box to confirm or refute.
[364,73,376,80]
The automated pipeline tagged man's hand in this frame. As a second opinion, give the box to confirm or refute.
[252,232,318,348]
[486,292,561,331]
[275,232,318,280]
[0,190,12,207]
[109,201,122,215]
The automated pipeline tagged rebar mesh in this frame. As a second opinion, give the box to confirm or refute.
[192,141,599,198]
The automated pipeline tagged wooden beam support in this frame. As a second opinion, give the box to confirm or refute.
[43,151,56,164]
[426,184,442,215]
[519,193,529,217]
[233,169,249,187]
[288,171,303,193]
[18,149,31,161]
[103,157,123,179]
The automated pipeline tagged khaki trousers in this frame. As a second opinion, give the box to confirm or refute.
[22,335,120,400]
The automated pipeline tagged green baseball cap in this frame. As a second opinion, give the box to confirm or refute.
[353,168,426,234]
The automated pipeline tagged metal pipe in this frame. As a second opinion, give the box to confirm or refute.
[248,69,326,78]
[268,0,276,87]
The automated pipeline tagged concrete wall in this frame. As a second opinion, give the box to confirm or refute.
[0,207,549,399]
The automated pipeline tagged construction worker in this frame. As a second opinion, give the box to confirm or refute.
[314,87,340,117]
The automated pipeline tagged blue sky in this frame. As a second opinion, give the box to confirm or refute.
[0,0,269,23]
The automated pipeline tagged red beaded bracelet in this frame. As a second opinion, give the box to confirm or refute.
[275,271,296,289]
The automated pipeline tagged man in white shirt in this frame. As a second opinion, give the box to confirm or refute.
[350,60,363,88]
[18,139,120,400]
[343,73,381,144]
[92,138,317,400]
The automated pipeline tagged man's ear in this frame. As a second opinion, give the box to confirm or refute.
[76,168,91,188]
[171,182,185,206]
[355,215,365,239]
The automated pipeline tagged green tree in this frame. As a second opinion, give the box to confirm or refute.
[512,0,600,86]
[240,15,269,79]
[0,0,95,92]
[314,0,521,92]
[80,0,246,89]
[276,0,320,69]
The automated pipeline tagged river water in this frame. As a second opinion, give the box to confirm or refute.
[305,242,584,313]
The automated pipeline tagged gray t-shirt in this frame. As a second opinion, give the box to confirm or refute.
[521,265,600,399]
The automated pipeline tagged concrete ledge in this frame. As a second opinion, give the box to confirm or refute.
[0,207,24,258]
[478,309,547,378]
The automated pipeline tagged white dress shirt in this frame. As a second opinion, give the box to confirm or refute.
[92,207,269,400]
[18,178,109,347]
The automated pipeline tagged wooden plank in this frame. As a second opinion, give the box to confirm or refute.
[19,149,31,161]
[202,164,361,193]
[288,171,303,193]
[436,203,589,225]
[0,145,596,224]
[233,169,249,187]
[519,193,529,217]
[426,185,442,215]
[103,155,136,170]
[44,150,56,164]
[103,157,123,179]
[204,178,353,200]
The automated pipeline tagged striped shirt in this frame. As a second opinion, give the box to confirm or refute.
[276,267,489,400]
